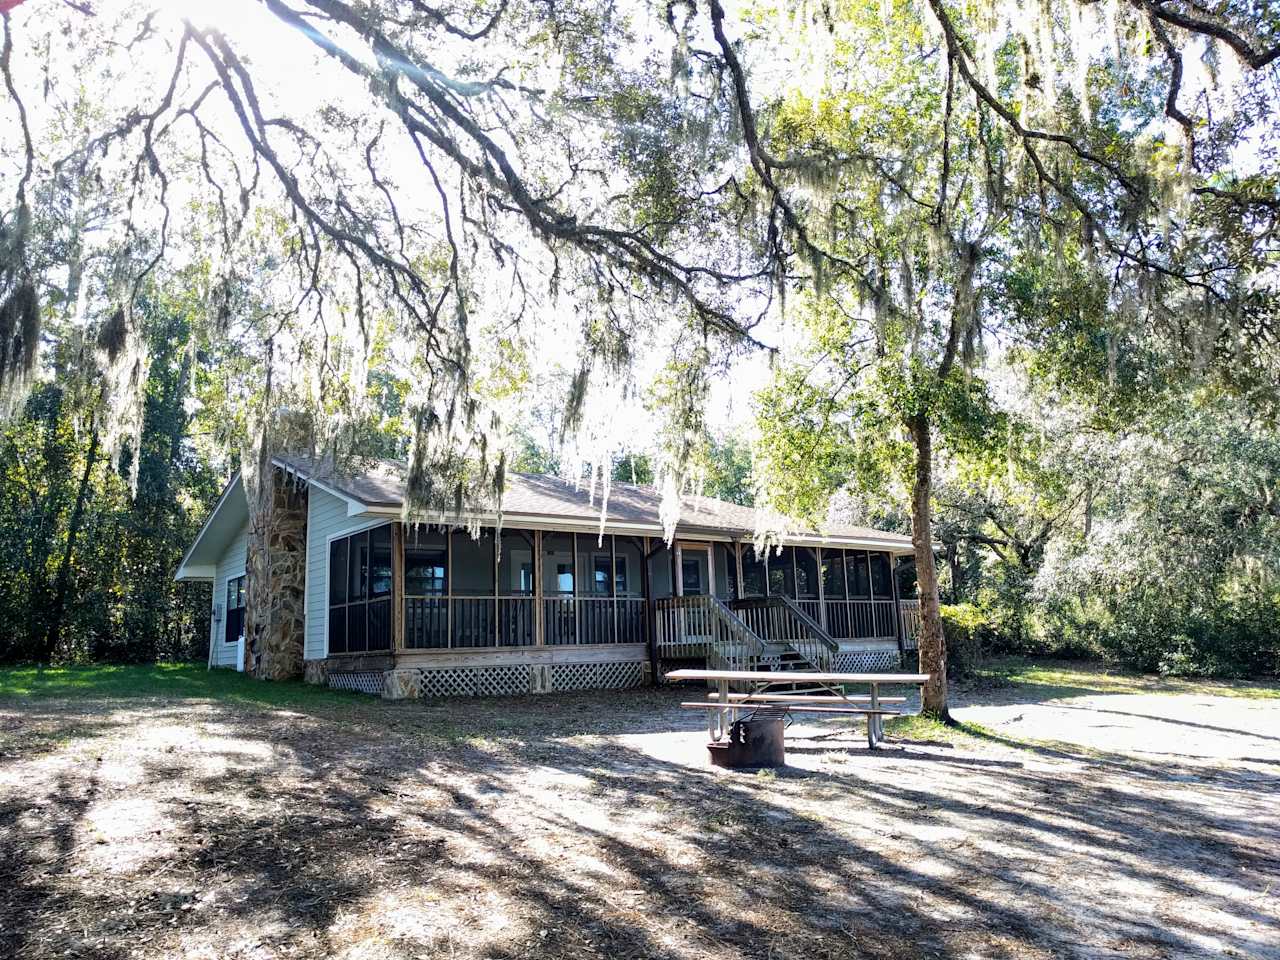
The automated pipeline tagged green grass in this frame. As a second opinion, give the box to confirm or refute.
[970,656,1280,701]
[0,663,373,711]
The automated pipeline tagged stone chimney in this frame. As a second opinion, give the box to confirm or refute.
[243,468,309,680]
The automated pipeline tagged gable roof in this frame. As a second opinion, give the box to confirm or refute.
[174,473,249,581]
[274,454,915,554]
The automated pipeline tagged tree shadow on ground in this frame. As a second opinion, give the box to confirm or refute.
[1,689,1278,960]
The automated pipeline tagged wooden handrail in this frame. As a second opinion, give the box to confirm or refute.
[776,596,840,654]
[654,594,767,676]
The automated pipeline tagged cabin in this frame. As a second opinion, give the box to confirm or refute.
[175,456,921,698]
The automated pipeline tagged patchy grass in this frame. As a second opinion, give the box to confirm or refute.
[0,663,371,712]
[969,656,1280,701]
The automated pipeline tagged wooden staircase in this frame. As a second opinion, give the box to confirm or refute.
[656,594,841,684]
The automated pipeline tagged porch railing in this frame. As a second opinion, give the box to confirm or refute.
[405,594,644,648]
[729,596,838,672]
[544,595,647,645]
[654,594,767,673]
[899,599,922,650]
[820,598,899,640]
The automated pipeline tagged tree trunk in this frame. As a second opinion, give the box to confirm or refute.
[43,427,99,663]
[946,541,961,602]
[907,413,949,721]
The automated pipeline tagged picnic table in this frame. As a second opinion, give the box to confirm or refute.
[666,669,931,749]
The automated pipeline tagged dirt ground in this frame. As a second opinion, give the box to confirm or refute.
[1,671,1277,960]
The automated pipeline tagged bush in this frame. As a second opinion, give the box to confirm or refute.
[940,603,994,678]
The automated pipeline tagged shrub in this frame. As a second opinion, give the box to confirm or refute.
[940,603,993,678]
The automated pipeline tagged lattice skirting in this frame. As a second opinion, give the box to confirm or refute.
[403,660,648,699]
[833,649,902,672]
[328,659,647,699]
[328,671,386,695]
[415,664,534,698]
[549,660,645,692]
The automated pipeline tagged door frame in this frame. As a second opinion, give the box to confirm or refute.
[673,540,714,598]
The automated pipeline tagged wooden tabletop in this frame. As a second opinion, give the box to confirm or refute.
[664,669,930,684]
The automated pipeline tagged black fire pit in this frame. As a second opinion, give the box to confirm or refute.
[707,715,785,769]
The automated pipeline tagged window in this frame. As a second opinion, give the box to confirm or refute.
[224,575,246,643]
[328,527,393,655]
[681,556,703,594]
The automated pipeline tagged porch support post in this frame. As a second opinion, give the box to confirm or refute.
[816,545,826,631]
[674,542,684,597]
[643,535,658,685]
[392,521,405,653]
[735,542,744,600]
[891,553,907,660]
[446,529,453,649]
[534,529,545,646]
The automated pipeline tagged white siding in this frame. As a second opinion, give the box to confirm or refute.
[209,522,249,668]
[304,487,388,660]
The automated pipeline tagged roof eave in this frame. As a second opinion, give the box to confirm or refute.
[357,503,913,552]
[173,474,246,582]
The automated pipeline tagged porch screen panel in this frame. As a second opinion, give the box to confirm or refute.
[648,544,673,599]
[367,525,393,652]
[576,533,614,643]
[821,549,850,639]
[793,547,820,621]
[869,551,895,636]
[451,530,496,648]
[714,544,736,601]
[542,533,575,645]
[327,527,392,655]
[846,550,874,637]
[741,545,766,597]
[327,539,348,653]
[498,530,535,646]
[767,546,795,598]
[404,529,448,649]
[794,548,818,598]
[346,530,370,654]
[615,537,647,644]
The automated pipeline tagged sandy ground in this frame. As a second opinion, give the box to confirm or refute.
[0,676,1277,960]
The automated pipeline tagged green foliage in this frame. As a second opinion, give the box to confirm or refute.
[0,297,219,665]
[938,603,994,679]
[952,395,1280,678]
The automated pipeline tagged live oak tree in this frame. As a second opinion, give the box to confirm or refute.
[744,0,1278,717]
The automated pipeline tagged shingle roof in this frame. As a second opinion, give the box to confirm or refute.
[275,454,915,552]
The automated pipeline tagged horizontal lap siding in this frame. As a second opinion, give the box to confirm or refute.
[210,523,248,668]
[305,487,380,660]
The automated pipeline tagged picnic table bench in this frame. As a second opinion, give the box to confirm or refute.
[666,669,931,749]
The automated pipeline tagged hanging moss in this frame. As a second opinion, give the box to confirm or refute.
[96,306,127,363]
[0,281,39,417]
